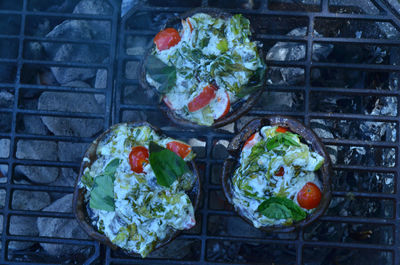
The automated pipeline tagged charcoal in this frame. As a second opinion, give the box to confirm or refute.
[37,194,89,256]
[19,115,48,135]
[8,216,39,250]
[11,189,51,211]
[0,139,10,158]
[38,85,104,137]
[40,0,112,84]
[15,140,59,184]
[266,27,333,85]
[42,20,102,84]
[73,0,112,15]
[58,142,89,163]
[94,68,107,89]
[2,187,51,250]
[51,168,77,187]
[0,90,14,108]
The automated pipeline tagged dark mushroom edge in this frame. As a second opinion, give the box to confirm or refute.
[73,121,201,256]
[221,116,332,232]
[139,7,266,129]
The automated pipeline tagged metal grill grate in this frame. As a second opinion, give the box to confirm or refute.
[0,0,400,264]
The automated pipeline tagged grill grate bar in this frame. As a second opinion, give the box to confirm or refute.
[0,0,27,262]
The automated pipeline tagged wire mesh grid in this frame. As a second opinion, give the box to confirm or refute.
[0,0,399,264]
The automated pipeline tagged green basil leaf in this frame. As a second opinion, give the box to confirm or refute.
[149,141,190,187]
[145,55,176,93]
[258,197,306,221]
[90,174,115,211]
[260,202,292,220]
[103,158,120,179]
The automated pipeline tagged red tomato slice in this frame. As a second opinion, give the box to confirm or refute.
[166,141,191,159]
[243,132,261,150]
[186,18,193,32]
[297,182,322,210]
[276,126,288,133]
[188,84,217,112]
[275,167,284,176]
[129,146,149,174]
[212,91,230,120]
[163,96,174,110]
[154,28,181,51]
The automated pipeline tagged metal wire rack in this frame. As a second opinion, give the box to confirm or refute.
[0,0,399,264]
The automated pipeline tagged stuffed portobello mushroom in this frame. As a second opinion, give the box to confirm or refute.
[222,117,332,231]
[74,123,200,257]
[142,9,266,127]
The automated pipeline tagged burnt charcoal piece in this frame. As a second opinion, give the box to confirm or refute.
[222,116,332,232]
[139,7,265,129]
[73,122,201,256]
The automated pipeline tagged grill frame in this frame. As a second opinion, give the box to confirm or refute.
[0,0,399,264]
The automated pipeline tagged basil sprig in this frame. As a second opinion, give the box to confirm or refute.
[144,55,177,93]
[257,197,306,221]
[89,158,120,211]
[149,141,190,187]
[266,132,300,150]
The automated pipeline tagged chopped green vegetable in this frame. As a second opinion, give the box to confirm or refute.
[145,55,176,93]
[266,133,300,151]
[216,38,228,53]
[81,172,93,189]
[149,141,190,187]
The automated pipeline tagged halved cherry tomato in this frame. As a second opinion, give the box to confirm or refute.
[276,126,288,133]
[129,146,149,174]
[154,28,181,51]
[167,141,191,159]
[297,182,322,210]
[212,91,230,120]
[188,84,217,112]
[275,167,284,176]
[163,96,174,110]
[243,132,261,150]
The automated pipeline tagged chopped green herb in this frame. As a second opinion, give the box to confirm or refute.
[81,172,93,189]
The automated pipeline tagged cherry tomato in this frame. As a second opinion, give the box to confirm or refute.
[188,84,217,112]
[243,132,261,150]
[154,28,181,51]
[166,141,191,159]
[129,146,149,174]
[275,167,284,176]
[276,126,288,133]
[212,91,230,120]
[297,182,322,210]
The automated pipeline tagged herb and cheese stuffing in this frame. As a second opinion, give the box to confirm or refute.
[232,126,324,228]
[145,13,266,126]
[79,124,197,257]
